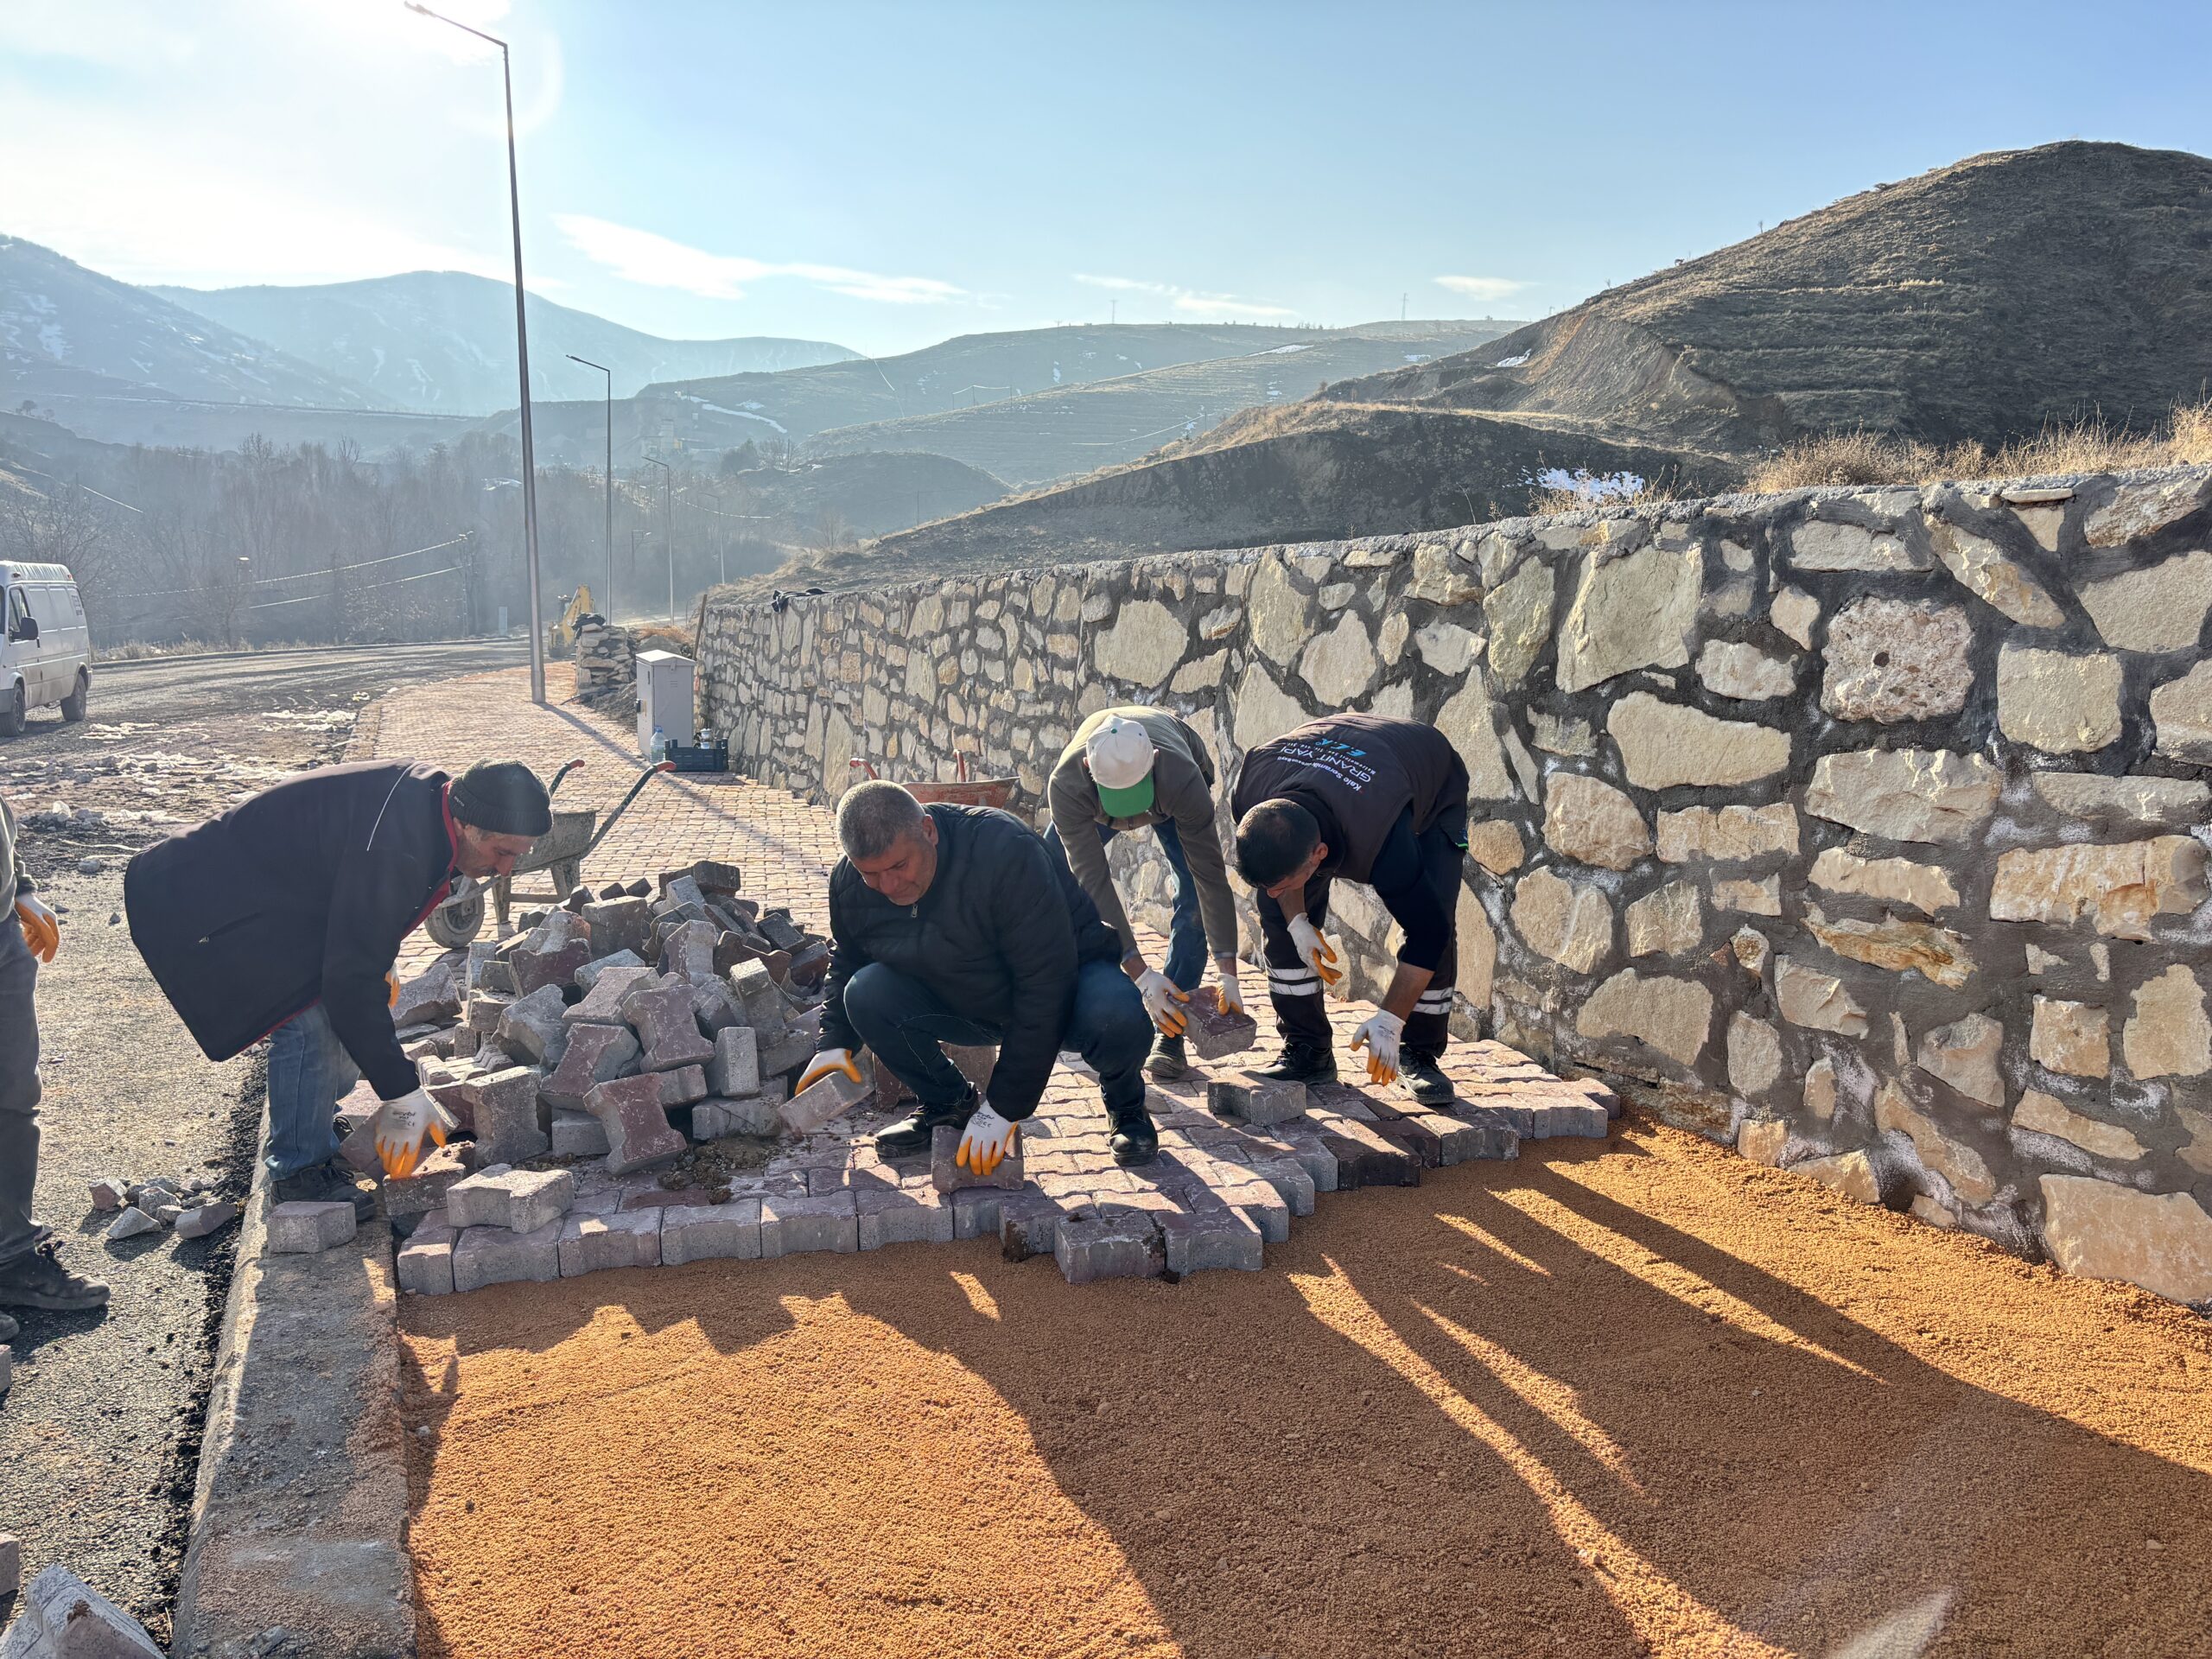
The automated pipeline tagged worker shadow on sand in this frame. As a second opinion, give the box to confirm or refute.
[823,1141,2212,1658]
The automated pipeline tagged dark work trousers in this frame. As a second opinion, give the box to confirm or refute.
[1255,821,1463,1059]
[0,917,41,1267]
[841,957,1152,1117]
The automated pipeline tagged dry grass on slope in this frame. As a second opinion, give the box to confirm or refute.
[1748,397,2212,491]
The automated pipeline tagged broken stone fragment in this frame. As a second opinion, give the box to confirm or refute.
[105,1207,162,1241]
[267,1199,357,1255]
[4,1564,165,1657]
[692,1096,784,1139]
[1206,1077,1307,1127]
[690,976,747,1037]
[174,1200,241,1240]
[89,1175,129,1211]
[392,954,466,1027]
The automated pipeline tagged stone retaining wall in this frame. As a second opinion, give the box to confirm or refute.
[699,467,2212,1305]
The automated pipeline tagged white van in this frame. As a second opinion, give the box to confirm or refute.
[2,562,92,736]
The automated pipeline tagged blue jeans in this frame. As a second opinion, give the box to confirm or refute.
[843,957,1152,1116]
[1044,819,1207,992]
[264,1003,360,1177]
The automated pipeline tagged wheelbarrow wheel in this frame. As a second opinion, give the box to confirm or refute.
[425,887,486,950]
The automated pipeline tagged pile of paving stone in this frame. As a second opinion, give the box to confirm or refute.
[339,855,1622,1292]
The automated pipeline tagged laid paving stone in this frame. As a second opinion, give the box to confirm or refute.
[494,984,570,1066]
[1207,1077,1307,1127]
[661,1198,764,1264]
[447,1165,575,1233]
[1160,1205,1265,1274]
[1055,1210,1164,1284]
[538,1020,642,1111]
[558,1210,663,1276]
[583,1073,688,1174]
[268,1199,357,1255]
[762,1190,860,1255]
[550,1109,612,1157]
[451,1218,563,1292]
[394,1216,454,1294]
[622,980,716,1071]
[457,1065,550,1167]
[565,965,658,1026]
[382,1144,472,1223]
[708,1027,761,1098]
[175,1199,243,1239]
[857,1185,957,1249]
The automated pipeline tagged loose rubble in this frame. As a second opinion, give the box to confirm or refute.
[0,1563,166,1656]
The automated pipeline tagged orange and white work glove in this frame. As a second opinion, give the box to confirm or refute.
[1350,1009,1404,1089]
[1287,914,1342,990]
[385,971,400,1008]
[14,894,58,963]
[795,1048,862,1093]
[372,1087,456,1179]
[1135,969,1189,1037]
[956,1102,1020,1177]
[1214,966,1246,1018]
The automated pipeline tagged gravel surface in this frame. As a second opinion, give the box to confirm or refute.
[0,637,524,1638]
[399,1118,2212,1659]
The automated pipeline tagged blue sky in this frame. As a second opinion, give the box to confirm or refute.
[7,0,2212,359]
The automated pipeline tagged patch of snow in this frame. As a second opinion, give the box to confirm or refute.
[1402,353,1430,363]
[1262,343,1311,355]
[1052,362,1062,385]
[1533,467,1645,502]
[1493,352,1531,367]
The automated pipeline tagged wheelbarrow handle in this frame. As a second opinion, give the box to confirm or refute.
[848,759,880,780]
[575,760,675,862]
[546,758,588,798]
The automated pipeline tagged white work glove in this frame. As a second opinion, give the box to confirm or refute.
[1214,972,1245,1017]
[1350,1009,1405,1088]
[1287,914,1343,989]
[14,894,58,963]
[1135,968,1190,1037]
[372,1087,457,1179]
[957,1102,1020,1177]
[796,1048,862,1093]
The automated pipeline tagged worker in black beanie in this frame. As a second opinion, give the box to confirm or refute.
[126,759,550,1211]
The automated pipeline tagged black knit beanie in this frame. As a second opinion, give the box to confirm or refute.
[448,761,552,837]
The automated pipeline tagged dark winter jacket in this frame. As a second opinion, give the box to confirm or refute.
[1231,713,1468,885]
[125,761,461,1102]
[818,803,1120,1119]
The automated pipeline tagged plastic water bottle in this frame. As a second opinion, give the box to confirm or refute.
[651,724,667,762]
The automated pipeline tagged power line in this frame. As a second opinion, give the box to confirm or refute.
[250,564,461,610]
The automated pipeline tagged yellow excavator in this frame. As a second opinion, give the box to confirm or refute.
[547,585,595,658]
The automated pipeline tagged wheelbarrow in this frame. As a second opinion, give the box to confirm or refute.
[849,753,1014,810]
[424,757,677,948]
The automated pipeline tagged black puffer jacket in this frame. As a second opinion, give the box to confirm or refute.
[818,804,1119,1119]
[125,761,459,1102]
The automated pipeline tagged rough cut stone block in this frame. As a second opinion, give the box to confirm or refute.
[692,1096,784,1139]
[1207,1077,1307,1126]
[558,1209,662,1276]
[657,1064,709,1107]
[583,1073,688,1175]
[857,1186,957,1249]
[461,1065,550,1167]
[783,1066,873,1135]
[1185,999,1259,1059]
[268,1199,357,1255]
[761,1191,860,1255]
[1055,1211,1163,1284]
[538,1020,641,1110]
[660,1198,763,1264]
[381,1144,471,1221]
[452,1219,563,1292]
[175,1200,242,1239]
[550,1109,610,1157]
[931,1123,1027,1192]
[709,1027,761,1098]
[447,1165,575,1233]
[622,980,716,1071]
[494,984,569,1065]
[5,1564,165,1657]
[565,964,658,1026]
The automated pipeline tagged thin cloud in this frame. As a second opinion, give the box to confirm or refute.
[1435,275,1529,302]
[1074,272,1296,320]
[557,214,963,306]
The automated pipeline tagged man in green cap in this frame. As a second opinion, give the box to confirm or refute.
[127,760,551,1209]
[1046,707,1243,1079]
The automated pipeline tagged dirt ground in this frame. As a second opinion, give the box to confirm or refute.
[399,1116,2212,1659]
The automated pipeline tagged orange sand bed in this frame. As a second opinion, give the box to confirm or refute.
[400,1118,2212,1657]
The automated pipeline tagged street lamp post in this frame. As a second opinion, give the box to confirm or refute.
[567,353,613,621]
[405,0,546,704]
[641,455,674,619]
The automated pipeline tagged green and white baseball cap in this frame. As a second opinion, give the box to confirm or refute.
[1086,715,1157,816]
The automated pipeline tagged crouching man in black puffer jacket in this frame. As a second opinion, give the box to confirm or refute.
[795,780,1158,1170]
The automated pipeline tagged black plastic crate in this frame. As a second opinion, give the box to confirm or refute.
[667,740,728,773]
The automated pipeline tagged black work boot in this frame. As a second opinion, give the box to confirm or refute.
[875,1086,980,1157]
[1251,1042,1337,1086]
[0,1237,111,1313]
[1402,1052,1456,1106]
[1145,1033,1187,1081]
[276,1162,376,1221]
[1108,1100,1159,1166]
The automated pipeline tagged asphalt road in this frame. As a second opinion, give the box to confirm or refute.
[0,638,524,1641]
